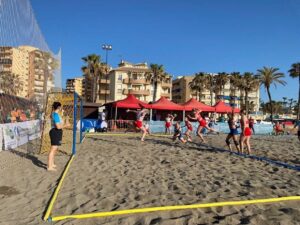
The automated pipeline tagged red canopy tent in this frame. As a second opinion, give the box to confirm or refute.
[149,97,185,110]
[112,94,150,109]
[214,101,240,113]
[181,98,215,112]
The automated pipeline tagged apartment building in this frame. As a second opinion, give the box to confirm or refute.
[172,76,195,104]
[172,75,260,111]
[0,45,56,103]
[109,60,172,102]
[66,77,85,97]
[84,74,110,104]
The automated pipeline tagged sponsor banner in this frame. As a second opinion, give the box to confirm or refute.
[2,120,41,150]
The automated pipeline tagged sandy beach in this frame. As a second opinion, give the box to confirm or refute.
[0,133,300,225]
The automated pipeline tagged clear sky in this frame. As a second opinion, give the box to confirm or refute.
[30,0,300,102]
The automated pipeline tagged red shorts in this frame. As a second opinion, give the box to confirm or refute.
[165,122,171,128]
[187,125,193,131]
[200,120,207,127]
[135,120,143,129]
[244,127,252,137]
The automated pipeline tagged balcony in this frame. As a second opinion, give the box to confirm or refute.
[161,82,172,88]
[123,78,150,85]
[123,89,150,96]
[99,90,110,95]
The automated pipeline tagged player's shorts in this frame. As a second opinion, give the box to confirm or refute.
[229,128,239,135]
[165,122,171,128]
[200,120,207,127]
[244,127,252,137]
[135,120,143,129]
[49,128,63,146]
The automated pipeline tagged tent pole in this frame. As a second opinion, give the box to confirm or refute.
[183,110,185,122]
[150,109,152,129]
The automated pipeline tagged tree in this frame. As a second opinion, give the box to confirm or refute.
[229,72,241,108]
[239,72,259,113]
[189,72,207,101]
[0,72,24,96]
[257,67,286,121]
[260,100,284,115]
[288,98,294,114]
[81,54,106,103]
[214,72,229,101]
[288,62,300,119]
[205,73,215,106]
[282,97,287,113]
[149,64,167,101]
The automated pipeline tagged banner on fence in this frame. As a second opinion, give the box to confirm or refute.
[1,120,41,150]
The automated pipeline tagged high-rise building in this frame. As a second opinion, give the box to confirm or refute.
[172,75,260,111]
[0,45,56,103]
[109,60,172,102]
[66,77,85,97]
[84,74,110,104]
[172,76,195,104]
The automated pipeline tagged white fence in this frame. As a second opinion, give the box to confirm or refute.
[0,120,41,151]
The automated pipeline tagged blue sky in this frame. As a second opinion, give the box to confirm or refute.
[30,0,300,102]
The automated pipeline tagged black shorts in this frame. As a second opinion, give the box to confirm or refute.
[298,131,300,137]
[49,128,63,146]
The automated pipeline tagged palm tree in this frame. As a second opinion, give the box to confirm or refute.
[214,72,229,101]
[288,62,300,119]
[149,64,167,101]
[288,98,294,114]
[282,97,287,113]
[257,67,286,121]
[189,72,207,101]
[81,54,106,103]
[0,72,24,96]
[239,72,259,113]
[229,72,241,108]
[205,73,215,106]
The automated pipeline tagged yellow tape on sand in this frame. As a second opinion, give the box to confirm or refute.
[50,196,300,222]
[43,155,75,221]
[85,133,138,137]
[85,133,172,137]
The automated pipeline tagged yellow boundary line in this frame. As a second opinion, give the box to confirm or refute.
[50,196,300,221]
[85,133,172,138]
[43,155,75,221]
[45,134,300,222]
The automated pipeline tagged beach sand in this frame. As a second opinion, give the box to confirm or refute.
[0,133,299,225]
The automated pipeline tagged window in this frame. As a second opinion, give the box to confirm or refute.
[118,74,122,81]
[117,89,122,94]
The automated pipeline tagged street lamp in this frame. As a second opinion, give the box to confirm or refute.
[102,44,112,104]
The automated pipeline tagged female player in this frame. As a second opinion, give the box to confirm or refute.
[184,116,193,142]
[188,109,218,143]
[48,102,70,171]
[173,121,187,143]
[240,109,252,154]
[165,114,174,134]
[127,107,149,141]
[225,111,240,152]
